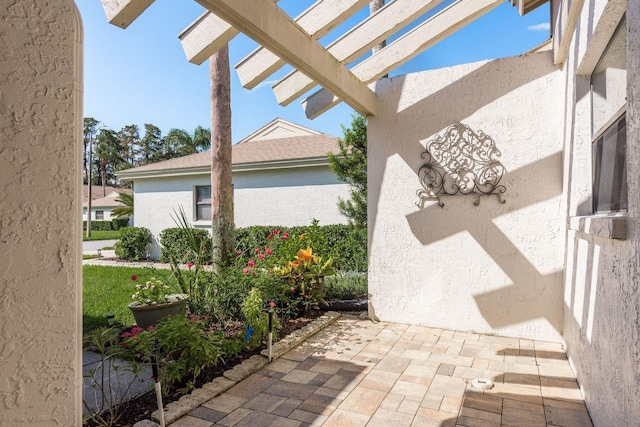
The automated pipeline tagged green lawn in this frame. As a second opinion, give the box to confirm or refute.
[82,230,120,241]
[83,265,174,335]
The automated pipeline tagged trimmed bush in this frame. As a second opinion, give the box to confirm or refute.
[112,218,129,230]
[234,223,367,272]
[115,227,152,261]
[159,227,213,264]
[82,220,114,231]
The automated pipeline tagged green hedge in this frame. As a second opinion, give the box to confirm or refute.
[159,227,213,264]
[235,224,367,272]
[82,218,130,231]
[112,218,129,230]
[82,220,113,231]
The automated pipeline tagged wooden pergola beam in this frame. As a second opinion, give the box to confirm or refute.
[197,0,377,117]
[234,0,370,90]
[179,1,279,66]
[302,0,503,119]
[273,0,444,106]
[101,0,155,29]
[179,12,239,65]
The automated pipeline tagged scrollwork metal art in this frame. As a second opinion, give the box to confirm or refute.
[416,122,506,208]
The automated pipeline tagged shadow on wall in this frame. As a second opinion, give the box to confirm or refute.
[367,51,563,333]
[368,51,559,252]
[406,152,564,333]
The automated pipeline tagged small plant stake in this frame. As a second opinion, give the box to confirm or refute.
[151,355,165,427]
[268,309,273,362]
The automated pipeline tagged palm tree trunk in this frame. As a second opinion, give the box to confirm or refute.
[209,44,234,272]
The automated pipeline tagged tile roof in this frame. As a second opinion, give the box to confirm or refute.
[118,133,339,175]
[83,185,130,203]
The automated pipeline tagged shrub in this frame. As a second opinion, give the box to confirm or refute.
[115,226,152,261]
[112,217,129,230]
[324,271,368,300]
[159,227,212,264]
[235,223,367,271]
[121,315,230,394]
[82,220,113,231]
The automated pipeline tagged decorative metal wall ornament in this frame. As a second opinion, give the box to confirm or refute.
[416,122,506,208]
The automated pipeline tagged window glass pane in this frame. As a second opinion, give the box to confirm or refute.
[96,210,104,220]
[592,17,626,135]
[197,204,211,221]
[196,186,211,203]
[195,186,212,221]
[593,115,627,212]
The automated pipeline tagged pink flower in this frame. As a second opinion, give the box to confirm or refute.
[272,229,280,235]
[282,233,289,240]
[254,248,261,253]
[269,301,276,308]
[187,262,194,269]
[247,259,255,267]
[147,325,155,331]
[265,248,273,255]
[131,275,137,281]
[243,268,250,274]
[258,253,265,259]
[236,250,242,255]
[267,234,273,240]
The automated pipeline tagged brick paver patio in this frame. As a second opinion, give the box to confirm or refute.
[171,316,592,427]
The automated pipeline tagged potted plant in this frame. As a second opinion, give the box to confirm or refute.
[127,275,187,329]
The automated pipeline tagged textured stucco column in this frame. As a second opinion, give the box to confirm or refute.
[0,2,82,425]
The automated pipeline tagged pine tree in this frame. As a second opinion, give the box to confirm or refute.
[328,114,367,227]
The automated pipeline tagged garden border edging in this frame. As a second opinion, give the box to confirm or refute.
[134,311,341,426]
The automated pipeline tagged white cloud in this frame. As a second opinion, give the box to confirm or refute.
[528,23,550,31]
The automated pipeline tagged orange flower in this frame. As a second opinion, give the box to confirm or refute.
[296,247,313,261]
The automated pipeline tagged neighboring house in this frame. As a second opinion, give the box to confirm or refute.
[116,118,350,258]
[82,187,131,222]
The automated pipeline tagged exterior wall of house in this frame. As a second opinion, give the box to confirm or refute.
[134,166,350,258]
[560,0,640,424]
[0,2,81,424]
[83,207,116,221]
[368,51,565,342]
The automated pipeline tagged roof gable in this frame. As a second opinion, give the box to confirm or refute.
[237,117,321,143]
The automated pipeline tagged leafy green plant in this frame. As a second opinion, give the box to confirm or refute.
[83,220,114,231]
[241,287,280,346]
[324,271,368,300]
[121,315,227,394]
[83,327,146,427]
[111,192,133,220]
[114,226,152,261]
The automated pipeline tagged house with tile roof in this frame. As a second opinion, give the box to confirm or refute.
[117,118,350,258]
[82,187,131,222]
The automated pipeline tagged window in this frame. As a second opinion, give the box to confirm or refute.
[591,16,626,214]
[95,210,104,220]
[195,186,211,221]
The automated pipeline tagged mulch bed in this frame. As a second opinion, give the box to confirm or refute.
[84,311,323,427]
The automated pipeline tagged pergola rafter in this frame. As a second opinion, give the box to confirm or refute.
[272,0,445,106]
[195,0,378,117]
[102,0,549,120]
[302,0,505,118]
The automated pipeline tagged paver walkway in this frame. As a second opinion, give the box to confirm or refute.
[172,316,592,427]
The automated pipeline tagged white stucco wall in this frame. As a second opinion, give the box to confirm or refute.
[134,166,350,258]
[560,0,640,425]
[368,51,565,341]
[0,1,81,425]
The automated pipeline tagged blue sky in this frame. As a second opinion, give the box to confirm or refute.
[76,0,550,143]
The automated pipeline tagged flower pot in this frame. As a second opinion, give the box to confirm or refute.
[128,297,187,329]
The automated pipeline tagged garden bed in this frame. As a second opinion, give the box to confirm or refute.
[84,310,330,427]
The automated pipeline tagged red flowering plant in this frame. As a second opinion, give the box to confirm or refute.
[236,221,335,316]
